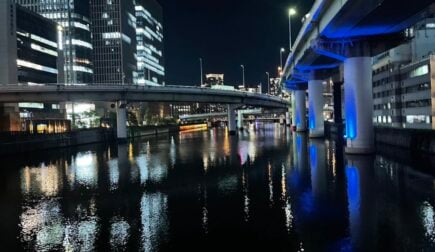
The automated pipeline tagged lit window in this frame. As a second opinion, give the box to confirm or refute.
[409,65,429,78]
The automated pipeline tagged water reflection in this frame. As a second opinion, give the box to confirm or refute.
[141,193,168,252]
[0,125,434,251]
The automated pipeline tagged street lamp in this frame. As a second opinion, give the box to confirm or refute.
[241,64,245,88]
[199,58,203,87]
[280,48,285,71]
[266,72,270,95]
[288,8,297,51]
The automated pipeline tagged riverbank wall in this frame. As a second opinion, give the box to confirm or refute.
[375,126,435,155]
[325,122,435,155]
[0,125,180,155]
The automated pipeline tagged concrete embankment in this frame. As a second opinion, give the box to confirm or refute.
[0,125,180,155]
[128,125,179,138]
[375,127,435,155]
[325,122,435,155]
[0,129,114,155]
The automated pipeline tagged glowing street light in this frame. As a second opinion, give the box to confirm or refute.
[280,48,286,71]
[288,8,297,51]
[241,64,245,88]
[266,72,270,94]
[199,58,203,87]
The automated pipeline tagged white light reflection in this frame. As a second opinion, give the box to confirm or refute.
[20,200,64,250]
[169,136,176,167]
[242,169,250,222]
[141,193,168,252]
[281,165,293,232]
[20,199,99,251]
[71,152,98,188]
[136,154,168,185]
[108,160,119,191]
[268,162,274,207]
[110,218,130,249]
[63,219,98,251]
[421,201,435,242]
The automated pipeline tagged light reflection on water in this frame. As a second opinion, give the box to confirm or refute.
[0,123,434,251]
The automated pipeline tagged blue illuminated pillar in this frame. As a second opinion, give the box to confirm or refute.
[295,90,307,132]
[227,104,236,135]
[344,154,375,249]
[308,80,325,138]
[309,139,326,197]
[344,57,374,154]
[291,92,296,127]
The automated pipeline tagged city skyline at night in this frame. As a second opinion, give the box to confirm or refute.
[0,1,435,251]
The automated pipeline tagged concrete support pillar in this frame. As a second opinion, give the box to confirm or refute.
[291,92,296,127]
[344,57,374,154]
[116,101,128,142]
[285,111,291,126]
[227,104,236,135]
[295,90,307,132]
[308,80,325,138]
[237,110,243,130]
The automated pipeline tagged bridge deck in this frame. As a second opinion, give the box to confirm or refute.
[0,84,289,109]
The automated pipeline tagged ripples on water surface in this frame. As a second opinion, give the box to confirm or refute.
[0,124,434,251]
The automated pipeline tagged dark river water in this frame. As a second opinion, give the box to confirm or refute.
[0,124,434,251]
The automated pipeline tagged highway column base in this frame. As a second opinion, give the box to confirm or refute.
[116,101,128,143]
[237,110,243,131]
[295,90,307,132]
[227,104,236,135]
[308,80,325,138]
[291,92,296,129]
[344,57,375,154]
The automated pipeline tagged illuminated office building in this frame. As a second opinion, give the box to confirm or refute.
[135,0,165,86]
[91,0,137,84]
[15,0,93,84]
[0,1,65,131]
[372,18,435,129]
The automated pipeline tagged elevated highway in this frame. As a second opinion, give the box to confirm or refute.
[0,84,290,139]
[282,0,434,153]
[0,84,289,108]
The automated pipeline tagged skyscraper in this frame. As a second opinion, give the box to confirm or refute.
[91,0,137,84]
[135,0,165,86]
[15,0,93,84]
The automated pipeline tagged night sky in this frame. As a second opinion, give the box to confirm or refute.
[156,0,314,87]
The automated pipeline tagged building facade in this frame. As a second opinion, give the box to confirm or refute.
[91,0,137,84]
[372,18,435,129]
[269,77,282,96]
[0,1,65,131]
[135,0,165,86]
[15,0,93,84]
[203,74,224,87]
